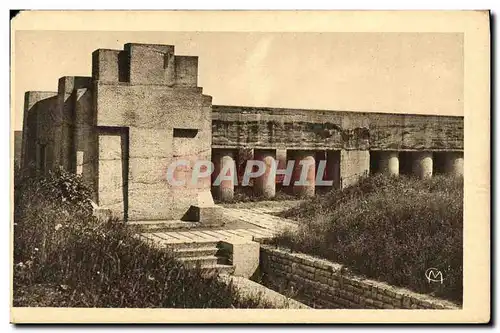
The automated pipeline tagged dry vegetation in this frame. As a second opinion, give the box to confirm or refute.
[13,168,271,308]
[274,174,463,303]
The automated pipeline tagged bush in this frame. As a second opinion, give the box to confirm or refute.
[274,174,463,304]
[13,171,271,308]
[14,167,94,264]
[15,166,94,215]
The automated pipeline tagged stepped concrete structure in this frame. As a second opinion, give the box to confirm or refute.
[19,42,464,223]
[137,204,298,277]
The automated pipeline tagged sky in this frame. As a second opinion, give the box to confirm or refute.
[13,31,463,130]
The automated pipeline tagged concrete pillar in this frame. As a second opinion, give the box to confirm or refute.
[292,151,315,197]
[254,150,276,199]
[340,150,370,188]
[444,152,464,177]
[213,149,236,201]
[412,151,433,179]
[379,151,399,176]
[275,148,287,185]
[326,150,341,189]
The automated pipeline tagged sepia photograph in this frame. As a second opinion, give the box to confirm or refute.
[9,10,490,324]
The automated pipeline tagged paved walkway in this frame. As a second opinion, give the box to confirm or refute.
[137,205,299,244]
[221,207,297,233]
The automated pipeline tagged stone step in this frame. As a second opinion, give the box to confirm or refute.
[128,221,225,233]
[173,246,219,258]
[179,255,220,268]
[164,240,220,251]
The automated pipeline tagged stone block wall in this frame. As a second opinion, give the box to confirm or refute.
[260,245,459,309]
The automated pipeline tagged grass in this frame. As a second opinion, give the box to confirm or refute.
[273,174,463,304]
[12,169,273,308]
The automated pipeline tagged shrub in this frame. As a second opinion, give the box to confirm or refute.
[274,174,463,303]
[15,166,93,215]
[14,167,94,264]
[13,171,271,308]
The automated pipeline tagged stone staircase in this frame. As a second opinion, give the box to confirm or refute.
[163,239,234,274]
[134,205,301,274]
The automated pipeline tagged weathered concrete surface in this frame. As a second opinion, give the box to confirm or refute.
[379,151,399,176]
[22,43,216,222]
[340,150,370,188]
[212,105,463,151]
[218,275,310,309]
[220,238,260,278]
[92,49,128,83]
[290,151,316,197]
[212,149,237,202]
[221,207,298,235]
[95,83,213,220]
[56,76,93,171]
[275,148,287,186]
[21,76,94,179]
[21,91,59,174]
[13,131,22,170]
[254,150,276,199]
[74,87,98,200]
[98,130,126,219]
[445,152,464,177]
[175,56,198,87]
[92,44,214,221]
[181,205,224,225]
[325,150,341,189]
[412,151,433,179]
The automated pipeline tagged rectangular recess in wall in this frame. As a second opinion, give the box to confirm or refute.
[97,126,129,222]
[173,128,198,138]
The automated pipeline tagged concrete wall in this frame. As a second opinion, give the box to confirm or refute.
[340,150,370,188]
[260,245,459,309]
[94,84,213,220]
[125,43,175,86]
[212,105,463,151]
[74,87,98,200]
[21,78,95,189]
[97,128,127,219]
[13,131,22,170]
[55,76,93,171]
[22,43,213,222]
[21,91,59,174]
[175,56,198,87]
[92,43,213,221]
[92,49,129,83]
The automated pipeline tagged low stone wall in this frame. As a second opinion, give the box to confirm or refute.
[218,275,310,309]
[259,245,459,309]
